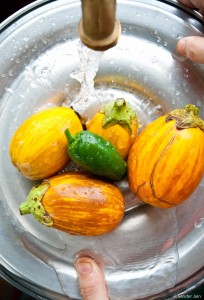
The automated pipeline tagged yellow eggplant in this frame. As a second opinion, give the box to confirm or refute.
[10,106,82,180]
[86,98,138,159]
[128,104,204,208]
[19,172,125,236]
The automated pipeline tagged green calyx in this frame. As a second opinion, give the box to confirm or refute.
[100,98,138,134]
[166,104,204,131]
[19,181,53,227]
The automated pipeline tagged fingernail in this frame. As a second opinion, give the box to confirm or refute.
[177,39,187,55]
[76,258,93,275]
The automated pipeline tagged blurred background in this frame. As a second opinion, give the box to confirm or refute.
[0,0,35,23]
[0,1,203,299]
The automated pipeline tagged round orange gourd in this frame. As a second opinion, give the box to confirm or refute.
[19,172,125,236]
[9,106,82,180]
[128,104,204,208]
[86,98,138,159]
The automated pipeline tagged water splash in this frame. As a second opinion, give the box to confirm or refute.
[70,41,103,114]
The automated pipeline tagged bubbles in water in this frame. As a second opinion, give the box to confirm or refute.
[24,57,54,90]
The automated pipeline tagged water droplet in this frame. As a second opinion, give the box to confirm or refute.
[23,36,29,42]
[163,41,168,47]
[194,217,204,228]
[156,37,161,43]
[5,88,13,94]
[8,70,14,77]
[184,73,189,78]
[42,38,49,45]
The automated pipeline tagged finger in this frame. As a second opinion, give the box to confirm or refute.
[176,36,204,64]
[75,257,109,300]
[178,0,204,12]
[191,0,204,11]
[177,0,196,8]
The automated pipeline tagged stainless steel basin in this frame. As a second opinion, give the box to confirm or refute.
[0,1,204,299]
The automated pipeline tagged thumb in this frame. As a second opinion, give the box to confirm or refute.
[176,36,204,64]
[75,256,109,300]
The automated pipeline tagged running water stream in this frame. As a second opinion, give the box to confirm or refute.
[70,41,104,114]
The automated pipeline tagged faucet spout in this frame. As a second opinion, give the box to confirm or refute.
[78,0,121,51]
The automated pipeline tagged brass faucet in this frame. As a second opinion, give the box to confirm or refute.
[78,0,121,51]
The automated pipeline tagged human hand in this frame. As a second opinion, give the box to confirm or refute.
[176,0,204,63]
[178,0,204,12]
[75,256,109,300]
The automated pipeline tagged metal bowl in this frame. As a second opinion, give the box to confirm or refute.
[0,0,204,299]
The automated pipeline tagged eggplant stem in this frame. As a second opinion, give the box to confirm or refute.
[166,104,204,131]
[100,98,138,134]
[19,181,53,227]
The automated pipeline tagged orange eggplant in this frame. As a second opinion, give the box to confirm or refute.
[86,98,138,159]
[128,104,204,208]
[19,172,125,236]
[9,106,82,180]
